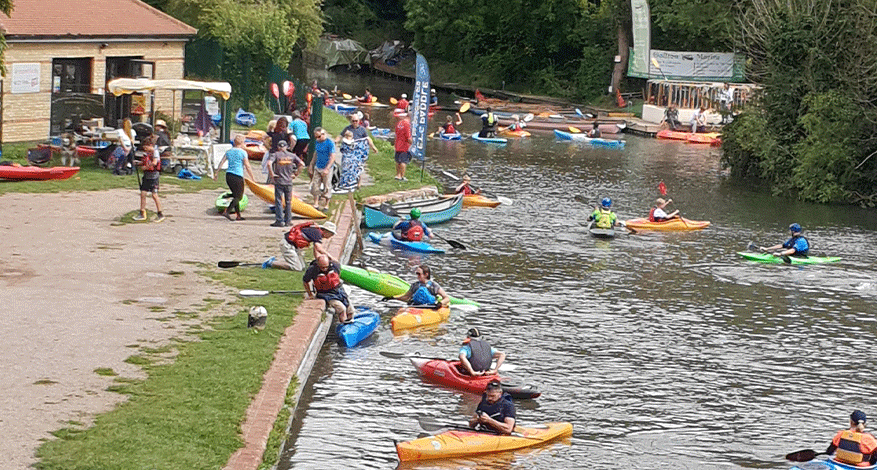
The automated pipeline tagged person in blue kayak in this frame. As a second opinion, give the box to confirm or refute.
[468,380,516,435]
[826,410,877,465]
[588,197,619,229]
[383,264,450,308]
[760,223,809,257]
[392,207,432,242]
[459,327,506,376]
[303,254,355,324]
[587,122,602,138]
[439,113,463,136]
[479,107,497,138]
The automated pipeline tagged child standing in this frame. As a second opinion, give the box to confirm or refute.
[133,135,165,222]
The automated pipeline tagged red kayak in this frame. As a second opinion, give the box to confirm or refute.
[409,357,540,399]
[0,165,79,181]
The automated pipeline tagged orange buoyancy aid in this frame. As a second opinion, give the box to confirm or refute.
[313,269,342,292]
[836,431,871,464]
[286,221,316,248]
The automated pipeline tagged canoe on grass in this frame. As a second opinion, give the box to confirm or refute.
[367,232,445,254]
[335,307,380,347]
[363,194,463,229]
[0,165,80,181]
[395,421,572,462]
[243,178,327,219]
[623,217,711,231]
[391,306,451,331]
[553,129,625,149]
[737,252,842,265]
[215,192,248,212]
[442,194,501,208]
[409,357,541,399]
[339,264,480,307]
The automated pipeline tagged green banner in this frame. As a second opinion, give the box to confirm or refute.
[630,0,651,78]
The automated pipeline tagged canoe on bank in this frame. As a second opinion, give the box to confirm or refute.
[391,306,451,331]
[737,252,842,265]
[335,307,380,347]
[367,232,445,254]
[243,178,327,219]
[553,129,625,149]
[395,421,573,462]
[363,194,463,229]
[442,194,501,208]
[339,265,480,307]
[623,217,711,231]
[0,165,80,181]
[409,358,541,399]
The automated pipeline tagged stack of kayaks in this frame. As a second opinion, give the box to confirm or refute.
[442,194,501,208]
[623,217,711,231]
[335,307,380,347]
[368,232,445,254]
[363,194,463,228]
[391,306,451,331]
[243,179,327,219]
[409,358,541,399]
[737,252,842,264]
[437,130,462,140]
[471,133,508,144]
[215,192,248,212]
[339,264,480,307]
[395,422,573,461]
[553,129,625,148]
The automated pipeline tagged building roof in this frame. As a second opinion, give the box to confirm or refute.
[0,0,197,40]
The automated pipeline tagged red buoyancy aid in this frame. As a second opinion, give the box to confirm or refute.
[404,222,424,242]
[313,269,342,292]
[648,207,657,222]
[142,153,161,172]
[443,123,456,134]
[286,221,316,248]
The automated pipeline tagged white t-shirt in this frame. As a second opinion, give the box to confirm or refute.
[653,207,669,219]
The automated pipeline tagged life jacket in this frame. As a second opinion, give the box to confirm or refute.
[286,221,316,248]
[443,123,456,134]
[312,268,342,292]
[836,430,870,465]
[483,113,496,126]
[410,282,437,305]
[648,207,657,222]
[142,152,161,171]
[511,122,522,131]
[457,184,475,196]
[783,235,810,256]
[464,338,493,372]
[402,220,424,242]
[595,208,613,229]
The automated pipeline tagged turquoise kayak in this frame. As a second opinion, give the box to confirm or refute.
[339,264,480,307]
[471,133,507,144]
[554,129,625,148]
[368,232,445,254]
[335,307,380,347]
[737,252,842,265]
[791,458,877,470]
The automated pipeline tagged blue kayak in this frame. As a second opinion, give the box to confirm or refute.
[791,458,877,470]
[471,133,507,144]
[368,232,445,254]
[437,130,462,140]
[553,129,625,148]
[335,307,381,347]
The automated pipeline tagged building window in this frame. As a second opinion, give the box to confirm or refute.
[52,58,91,93]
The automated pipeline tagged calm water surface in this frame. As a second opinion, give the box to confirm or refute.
[278,72,877,470]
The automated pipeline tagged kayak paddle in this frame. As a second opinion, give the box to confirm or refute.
[568,126,582,133]
[523,113,534,122]
[432,233,467,250]
[575,108,584,118]
[785,449,825,462]
[378,204,467,249]
[342,93,352,100]
[747,241,792,264]
[390,97,398,105]
[379,351,516,371]
[239,289,307,297]
[218,260,262,269]
[459,102,471,113]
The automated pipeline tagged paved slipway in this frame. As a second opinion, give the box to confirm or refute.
[0,186,348,469]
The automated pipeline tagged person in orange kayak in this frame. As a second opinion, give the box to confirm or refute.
[459,328,506,376]
[506,114,526,132]
[392,207,433,242]
[383,264,449,308]
[455,175,481,196]
[650,198,679,222]
[826,410,877,465]
[468,380,516,435]
[303,254,355,324]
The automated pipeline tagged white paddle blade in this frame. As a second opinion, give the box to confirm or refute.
[239,289,270,297]
[497,363,517,372]
[496,196,513,206]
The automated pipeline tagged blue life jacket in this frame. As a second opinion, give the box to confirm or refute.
[410,282,437,305]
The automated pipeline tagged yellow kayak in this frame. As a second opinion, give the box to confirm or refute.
[623,217,710,231]
[442,194,501,208]
[391,306,451,332]
[395,422,573,461]
[243,178,327,219]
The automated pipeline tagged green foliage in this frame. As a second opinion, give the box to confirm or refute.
[650,0,741,51]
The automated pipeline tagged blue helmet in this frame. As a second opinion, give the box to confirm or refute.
[601,197,612,208]
[789,223,801,233]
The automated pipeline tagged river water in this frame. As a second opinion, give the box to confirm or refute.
[278,72,877,470]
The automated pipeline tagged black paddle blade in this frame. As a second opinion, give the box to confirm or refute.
[444,238,466,250]
[781,255,792,264]
[785,449,817,462]
[573,195,589,204]
[379,203,400,217]
[218,261,241,268]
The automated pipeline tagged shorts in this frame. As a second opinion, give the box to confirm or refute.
[140,177,159,193]
[394,151,412,164]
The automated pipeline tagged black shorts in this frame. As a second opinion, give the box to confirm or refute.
[395,151,412,164]
[140,177,159,193]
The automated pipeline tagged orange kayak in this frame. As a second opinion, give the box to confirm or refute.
[498,129,531,138]
[443,194,501,208]
[391,306,451,331]
[656,129,721,145]
[623,217,711,231]
[395,422,573,461]
[243,178,327,219]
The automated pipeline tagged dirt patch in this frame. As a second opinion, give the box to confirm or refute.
[0,186,294,469]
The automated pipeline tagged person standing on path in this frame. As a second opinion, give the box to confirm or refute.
[308,127,338,211]
[133,135,165,222]
[394,112,412,181]
[262,221,337,271]
[289,110,311,162]
[213,134,256,221]
[265,140,304,227]
[337,111,378,190]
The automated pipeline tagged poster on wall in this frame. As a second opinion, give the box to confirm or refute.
[628,49,745,82]
[11,63,40,94]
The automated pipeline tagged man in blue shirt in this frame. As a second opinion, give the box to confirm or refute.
[761,223,810,257]
[308,127,338,211]
[468,380,516,435]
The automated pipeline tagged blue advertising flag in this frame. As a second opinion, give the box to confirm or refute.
[410,53,430,161]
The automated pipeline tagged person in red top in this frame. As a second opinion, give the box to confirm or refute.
[396,93,409,112]
[827,410,877,465]
[262,221,337,271]
[394,112,413,181]
[455,175,481,195]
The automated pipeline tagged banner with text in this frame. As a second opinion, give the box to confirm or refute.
[630,0,651,82]
[628,49,745,82]
[410,53,430,161]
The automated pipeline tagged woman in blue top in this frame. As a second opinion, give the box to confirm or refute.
[289,110,311,161]
[213,134,256,221]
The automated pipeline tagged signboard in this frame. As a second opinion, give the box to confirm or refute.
[629,49,745,82]
[630,0,651,81]
[11,63,40,94]
[410,53,430,161]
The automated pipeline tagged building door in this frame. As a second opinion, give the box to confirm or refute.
[49,58,102,135]
[104,57,153,127]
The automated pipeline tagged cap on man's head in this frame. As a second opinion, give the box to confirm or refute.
[401,93,407,99]
[155,119,167,129]
[852,410,867,424]
[320,221,337,234]
[467,327,481,338]
[485,380,502,391]
[278,140,289,148]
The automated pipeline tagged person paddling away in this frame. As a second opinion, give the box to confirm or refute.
[649,198,679,222]
[439,113,463,135]
[392,207,432,242]
[825,410,877,466]
[469,380,516,435]
[455,175,481,196]
[588,197,619,229]
[263,221,336,271]
[383,264,450,308]
[760,223,809,258]
[459,328,506,376]
[358,88,373,103]
[303,254,355,324]
[479,107,497,138]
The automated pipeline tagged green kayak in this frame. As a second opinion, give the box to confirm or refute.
[215,192,248,212]
[340,265,480,307]
[737,252,842,265]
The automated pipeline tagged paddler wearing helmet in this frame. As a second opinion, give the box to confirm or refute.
[391,207,432,242]
[759,223,809,257]
[588,197,619,229]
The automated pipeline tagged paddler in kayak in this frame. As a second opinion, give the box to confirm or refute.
[505,114,526,133]
[303,254,356,324]
[479,107,498,138]
[357,88,373,104]
[262,221,337,270]
[392,208,433,242]
[382,264,450,308]
[825,410,877,465]
[459,327,506,376]
[430,88,438,106]
[587,122,601,138]
[759,223,809,257]
[439,113,463,136]
[649,198,679,222]
[468,380,516,435]
[455,175,481,196]
[588,197,620,229]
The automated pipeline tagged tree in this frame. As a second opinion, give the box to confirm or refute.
[0,0,14,76]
